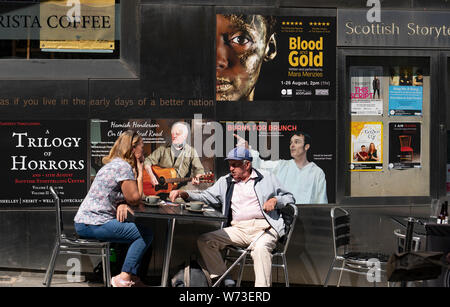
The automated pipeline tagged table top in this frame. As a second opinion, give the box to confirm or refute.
[133,202,227,223]
[391,216,450,236]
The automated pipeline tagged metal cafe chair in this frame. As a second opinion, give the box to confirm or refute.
[323,207,390,287]
[394,228,421,253]
[218,203,298,287]
[392,228,422,287]
[43,186,111,287]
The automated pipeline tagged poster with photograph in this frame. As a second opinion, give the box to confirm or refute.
[388,66,423,116]
[350,66,383,115]
[388,123,421,170]
[90,118,215,199]
[350,122,383,171]
[0,120,87,208]
[218,120,336,204]
[215,14,336,101]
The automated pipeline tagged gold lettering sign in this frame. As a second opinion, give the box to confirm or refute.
[40,0,115,51]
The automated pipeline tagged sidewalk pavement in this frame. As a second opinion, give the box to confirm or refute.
[0,270,104,287]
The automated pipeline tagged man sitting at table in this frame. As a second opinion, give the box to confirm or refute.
[169,147,295,287]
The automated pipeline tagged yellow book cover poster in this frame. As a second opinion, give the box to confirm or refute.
[350,121,383,171]
[40,0,115,51]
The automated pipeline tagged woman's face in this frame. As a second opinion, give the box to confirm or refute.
[369,143,376,151]
[216,14,269,101]
[133,139,144,160]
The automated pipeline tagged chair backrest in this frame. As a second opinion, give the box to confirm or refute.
[278,203,298,254]
[49,186,63,238]
[399,135,411,147]
[330,207,351,258]
[393,229,421,252]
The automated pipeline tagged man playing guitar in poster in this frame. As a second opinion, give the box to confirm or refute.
[143,121,206,197]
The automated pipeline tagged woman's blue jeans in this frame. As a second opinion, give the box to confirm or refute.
[74,220,153,276]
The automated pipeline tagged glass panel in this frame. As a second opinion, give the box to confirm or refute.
[347,56,430,197]
[0,0,120,59]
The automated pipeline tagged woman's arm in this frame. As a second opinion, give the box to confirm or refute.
[121,158,144,206]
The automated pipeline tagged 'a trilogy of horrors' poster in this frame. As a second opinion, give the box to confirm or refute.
[0,120,87,207]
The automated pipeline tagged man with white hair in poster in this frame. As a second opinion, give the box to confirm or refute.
[144,121,205,190]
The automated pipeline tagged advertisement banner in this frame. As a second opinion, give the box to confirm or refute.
[216,14,336,101]
[218,120,336,204]
[388,66,423,116]
[350,122,383,171]
[40,0,115,51]
[0,120,87,208]
[388,122,421,169]
[90,118,215,199]
[350,66,383,116]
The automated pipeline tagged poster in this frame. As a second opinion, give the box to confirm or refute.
[0,120,87,207]
[350,66,383,115]
[90,118,215,198]
[388,66,423,116]
[215,14,336,101]
[350,122,383,171]
[218,120,336,204]
[388,123,421,169]
[40,0,116,51]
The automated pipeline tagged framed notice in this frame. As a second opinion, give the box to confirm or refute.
[350,122,383,171]
[388,123,421,170]
[350,66,383,116]
[0,120,87,208]
[388,66,423,116]
[215,14,336,101]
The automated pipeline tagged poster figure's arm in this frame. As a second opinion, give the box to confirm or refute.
[250,149,283,171]
[234,134,282,171]
[144,146,163,186]
[189,147,206,185]
[313,169,328,204]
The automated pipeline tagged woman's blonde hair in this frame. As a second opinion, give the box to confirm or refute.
[102,130,142,170]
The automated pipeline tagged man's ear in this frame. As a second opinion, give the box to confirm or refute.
[304,144,310,152]
[264,33,277,62]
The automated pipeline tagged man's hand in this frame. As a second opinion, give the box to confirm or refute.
[233,134,249,149]
[169,190,189,202]
[263,197,277,213]
[191,174,202,185]
[116,204,130,222]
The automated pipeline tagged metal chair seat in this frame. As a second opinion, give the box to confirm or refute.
[324,207,390,287]
[43,187,111,287]
[343,251,390,263]
[60,234,110,246]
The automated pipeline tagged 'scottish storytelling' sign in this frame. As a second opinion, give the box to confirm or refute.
[338,9,450,48]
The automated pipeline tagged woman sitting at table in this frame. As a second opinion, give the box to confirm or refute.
[74,130,153,287]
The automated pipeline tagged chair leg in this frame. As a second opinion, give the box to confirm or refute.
[103,246,111,287]
[43,241,60,287]
[282,254,289,287]
[323,258,336,287]
[236,254,246,287]
[337,260,346,287]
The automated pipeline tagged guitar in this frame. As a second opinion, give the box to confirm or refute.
[143,165,214,196]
